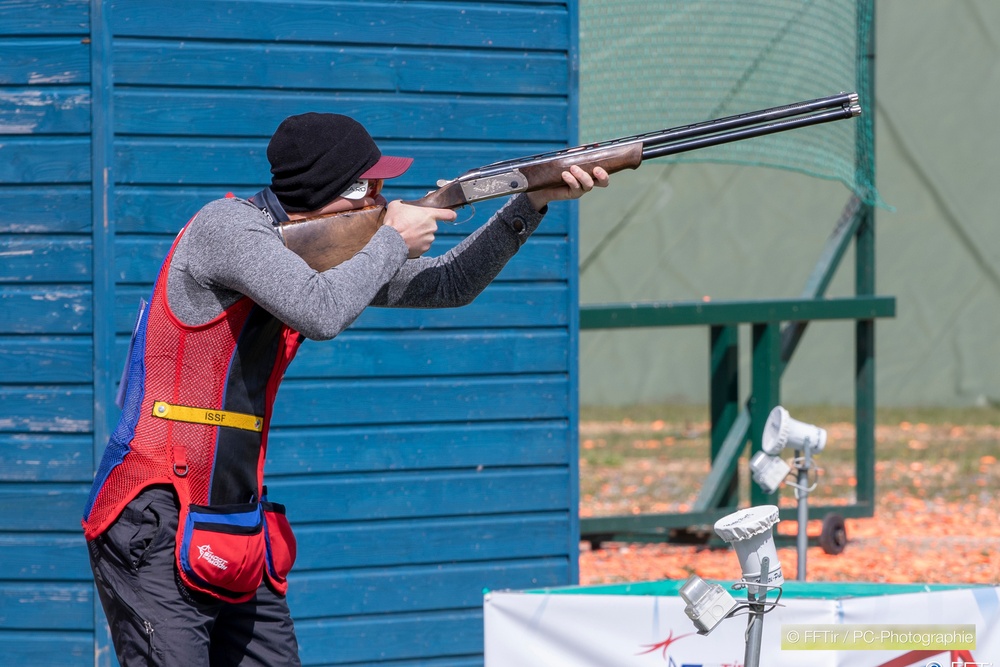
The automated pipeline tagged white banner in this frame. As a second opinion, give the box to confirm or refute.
[484,586,1000,667]
[835,587,1000,666]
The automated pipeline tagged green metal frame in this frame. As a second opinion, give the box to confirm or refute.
[579,0,885,544]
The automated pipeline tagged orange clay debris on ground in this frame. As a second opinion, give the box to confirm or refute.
[579,492,1000,586]
[577,410,1000,587]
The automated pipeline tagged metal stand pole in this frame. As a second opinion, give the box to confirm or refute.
[743,556,771,667]
[796,448,812,580]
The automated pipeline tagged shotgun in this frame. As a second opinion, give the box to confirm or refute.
[280,92,861,271]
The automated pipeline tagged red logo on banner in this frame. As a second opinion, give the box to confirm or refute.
[637,629,697,660]
[874,649,980,667]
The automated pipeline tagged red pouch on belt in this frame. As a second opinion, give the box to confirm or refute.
[177,502,265,602]
[262,499,297,595]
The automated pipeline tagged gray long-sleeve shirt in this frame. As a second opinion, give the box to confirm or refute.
[166,194,544,339]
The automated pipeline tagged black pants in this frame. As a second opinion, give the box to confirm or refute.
[88,486,301,666]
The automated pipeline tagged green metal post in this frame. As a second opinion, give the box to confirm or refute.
[750,323,780,507]
[710,325,740,508]
[854,0,877,510]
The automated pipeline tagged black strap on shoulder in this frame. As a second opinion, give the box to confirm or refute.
[248,188,290,227]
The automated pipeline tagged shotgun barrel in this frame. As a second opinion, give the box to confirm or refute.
[411,92,860,209]
[471,92,859,178]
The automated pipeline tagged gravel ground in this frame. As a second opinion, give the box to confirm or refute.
[577,410,1000,587]
[579,491,1000,586]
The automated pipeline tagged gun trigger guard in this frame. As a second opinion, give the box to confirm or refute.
[441,204,475,225]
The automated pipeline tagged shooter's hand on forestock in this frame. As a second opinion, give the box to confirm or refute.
[525,164,610,212]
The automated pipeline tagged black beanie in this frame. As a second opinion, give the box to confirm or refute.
[267,113,381,213]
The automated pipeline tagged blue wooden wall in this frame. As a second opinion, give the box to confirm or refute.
[0,1,580,664]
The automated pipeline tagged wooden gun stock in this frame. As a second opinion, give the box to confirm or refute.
[279,205,386,272]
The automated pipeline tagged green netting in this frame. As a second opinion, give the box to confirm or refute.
[580,0,877,203]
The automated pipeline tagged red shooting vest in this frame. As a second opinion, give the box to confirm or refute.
[83,223,303,600]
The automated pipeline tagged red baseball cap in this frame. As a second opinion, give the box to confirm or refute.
[361,154,413,180]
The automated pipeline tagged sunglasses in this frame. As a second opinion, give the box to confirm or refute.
[339,178,383,200]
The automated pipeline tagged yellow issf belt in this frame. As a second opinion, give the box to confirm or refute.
[151,401,263,433]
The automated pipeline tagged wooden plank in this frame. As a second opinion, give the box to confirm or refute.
[272,375,569,427]
[349,282,570,328]
[114,138,269,186]
[0,87,91,134]
[0,286,91,334]
[289,329,568,378]
[0,630,90,666]
[112,235,567,283]
[0,512,570,578]
[104,331,567,394]
[0,483,91,531]
[291,513,570,570]
[113,138,565,188]
[295,609,483,665]
[114,283,569,331]
[112,236,168,283]
[288,559,567,618]
[0,137,90,183]
[410,236,569,282]
[0,38,90,85]
[0,532,92,580]
[112,185,572,235]
[0,235,91,283]
[0,474,571,531]
[113,43,568,96]
[266,420,570,475]
[115,186,234,233]
[0,186,91,233]
[110,1,568,51]
[0,336,92,383]
[0,582,93,630]
[0,434,92,481]
[0,1,89,35]
[0,387,93,433]
[266,468,570,523]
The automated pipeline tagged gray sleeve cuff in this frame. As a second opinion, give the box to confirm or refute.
[499,194,546,245]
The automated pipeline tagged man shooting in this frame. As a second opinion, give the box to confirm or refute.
[81,111,609,666]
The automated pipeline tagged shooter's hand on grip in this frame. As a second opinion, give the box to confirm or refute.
[384,199,457,258]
